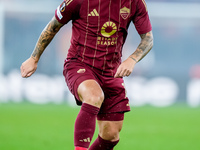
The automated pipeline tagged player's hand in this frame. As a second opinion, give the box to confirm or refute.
[20,57,38,78]
[114,57,137,78]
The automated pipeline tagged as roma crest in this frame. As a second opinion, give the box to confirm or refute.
[120,7,130,20]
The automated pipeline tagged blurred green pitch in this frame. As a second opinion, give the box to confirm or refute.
[0,103,200,150]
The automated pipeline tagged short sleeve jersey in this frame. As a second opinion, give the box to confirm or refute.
[55,0,152,76]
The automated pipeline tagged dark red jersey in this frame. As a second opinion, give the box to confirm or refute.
[55,0,152,76]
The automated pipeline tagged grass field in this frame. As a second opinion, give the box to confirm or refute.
[0,103,200,150]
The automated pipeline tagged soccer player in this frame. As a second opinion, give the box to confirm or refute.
[20,0,153,149]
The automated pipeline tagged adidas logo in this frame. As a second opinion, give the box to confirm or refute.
[79,137,91,143]
[88,9,99,16]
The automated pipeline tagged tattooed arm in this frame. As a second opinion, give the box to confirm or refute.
[31,16,63,61]
[129,31,153,63]
[114,31,153,78]
[20,16,63,78]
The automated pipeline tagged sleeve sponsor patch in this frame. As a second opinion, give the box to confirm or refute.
[60,2,66,12]
[56,1,66,20]
[56,6,63,20]
[55,0,79,24]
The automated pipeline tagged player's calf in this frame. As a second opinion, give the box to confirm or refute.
[88,135,119,150]
[74,103,100,149]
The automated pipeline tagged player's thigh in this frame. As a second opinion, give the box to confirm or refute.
[78,79,104,108]
[97,120,124,141]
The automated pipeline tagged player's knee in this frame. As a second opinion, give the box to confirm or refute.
[83,92,104,108]
[78,80,104,107]
[102,128,120,141]
[89,93,104,107]
[99,122,122,141]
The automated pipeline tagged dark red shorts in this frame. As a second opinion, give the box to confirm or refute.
[63,59,130,120]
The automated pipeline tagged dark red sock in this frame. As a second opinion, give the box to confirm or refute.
[74,103,99,148]
[75,147,87,150]
[88,135,119,150]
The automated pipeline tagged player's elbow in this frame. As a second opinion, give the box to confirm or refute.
[148,31,154,50]
[150,37,154,50]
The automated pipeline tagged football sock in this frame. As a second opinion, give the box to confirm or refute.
[74,103,100,148]
[75,147,88,150]
[88,135,119,150]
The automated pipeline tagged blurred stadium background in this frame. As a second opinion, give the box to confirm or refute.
[0,0,200,150]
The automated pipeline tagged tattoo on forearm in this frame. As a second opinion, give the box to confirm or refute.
[129,56,138,63]
[31,17,63,60]
[130,31,153,62]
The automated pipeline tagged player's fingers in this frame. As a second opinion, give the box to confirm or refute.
[114,73,119,78]
[27,71,34,77]
[119,70,125,77]
[20,65,24,72]
[126,71,131,76]
[125,70,131,77]
[20,68,25,77]
[120,67,130,77]
[122,70,127,77]
[21,71,27,78]
[20,64,26,76]
[21,67,29,78]
[122,69,129,77]
[114,69,121,78]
